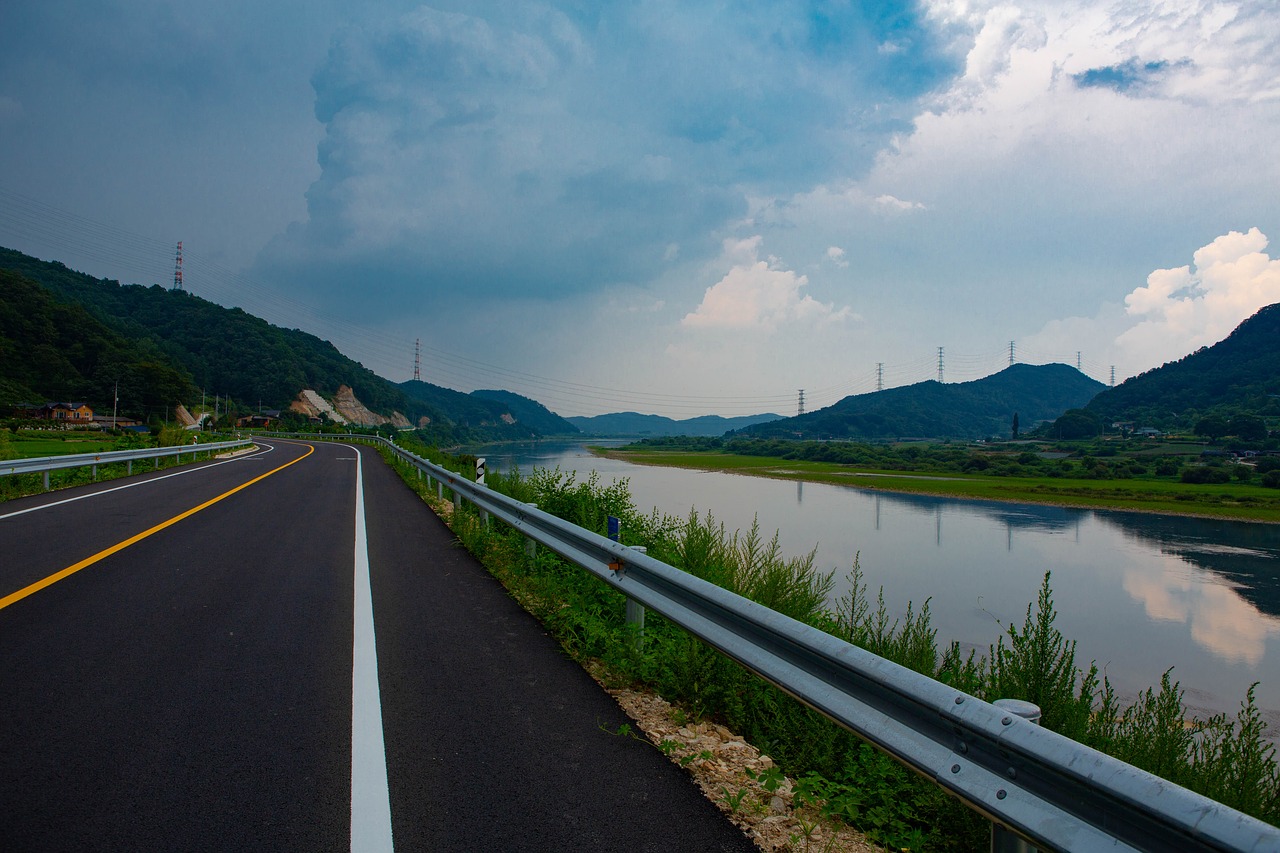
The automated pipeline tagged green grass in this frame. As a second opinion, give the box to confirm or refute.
[601,447,1280,521]
[9,434,124,457]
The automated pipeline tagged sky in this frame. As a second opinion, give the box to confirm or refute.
[2,0,1279,418]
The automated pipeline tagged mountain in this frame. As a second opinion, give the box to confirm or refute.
[397,380,553,440]
[735,363,1105,441]
[0,247,434,421]
[567,411,784,437]
[470,389,580,435]
[1086,302,1280,428]
[0,267,195,412]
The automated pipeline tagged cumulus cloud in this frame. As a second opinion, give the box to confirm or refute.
[682,237,854,332]
[1116,228,1280,367]
[756,0,1280,360]
[255,2,956,311]
[827,246,849,267]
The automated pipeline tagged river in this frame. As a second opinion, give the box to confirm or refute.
[470,440,1280,730]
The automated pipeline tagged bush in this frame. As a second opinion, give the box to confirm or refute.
[1181,465,1232,484]
[1262,470,1280,489]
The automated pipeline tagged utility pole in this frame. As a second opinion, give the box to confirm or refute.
[937,347,944,383]
[112,380,118,431]
[876,362,884,392]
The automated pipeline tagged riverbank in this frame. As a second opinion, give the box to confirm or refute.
[596,447,1280,523]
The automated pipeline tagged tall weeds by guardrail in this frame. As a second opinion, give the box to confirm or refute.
[384,443,1278,850]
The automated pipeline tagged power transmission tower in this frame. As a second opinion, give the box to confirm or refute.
[172,241,184,291]
[1076,351,1082,371]
[1110,366,1115,387]
[1009,341,1016,366]
[797,389,805,416]
[413,338,422,382]
[876,362,884,392]
[937,347,944,383]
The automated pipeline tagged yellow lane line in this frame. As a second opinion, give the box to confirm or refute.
[0,443,316,612]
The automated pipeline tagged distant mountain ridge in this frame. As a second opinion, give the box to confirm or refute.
[1086,302,1280,428]
[470,389,580,435]
[736,363,1105,441]
[567,411,783,437]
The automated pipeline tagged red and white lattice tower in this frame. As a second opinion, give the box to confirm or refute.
[172,241,184,291]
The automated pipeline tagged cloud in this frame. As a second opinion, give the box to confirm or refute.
[827,246,849,268]
[255,2,957,311]
[1116,228,1280,367]
[1019,228,1280,382]
[682,236,854,332]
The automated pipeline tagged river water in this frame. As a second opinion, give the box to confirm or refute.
[472,440,1280,728]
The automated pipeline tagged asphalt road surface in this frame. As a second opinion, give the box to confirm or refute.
[1,439,756,852]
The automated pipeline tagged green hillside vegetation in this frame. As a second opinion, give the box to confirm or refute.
[398,380,542,441]
[737,363,1104,441]
[0,248,550,442]
[0,267,195,415]
[1086,302,1280,430]
[0,248,423,419]
[567,410,783,437]
[469,389,580,436]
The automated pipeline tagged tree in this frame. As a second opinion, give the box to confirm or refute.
[1012,412,1020,439]
[1053,409,1101,439]
[1194,415,1230,441]
[1227,413,1267,442]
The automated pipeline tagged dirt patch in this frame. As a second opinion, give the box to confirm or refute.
[590,664,880,853]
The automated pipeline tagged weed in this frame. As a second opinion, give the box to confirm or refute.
[720,785,750,812]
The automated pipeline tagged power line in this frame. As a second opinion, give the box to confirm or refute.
[0,187,1130,415]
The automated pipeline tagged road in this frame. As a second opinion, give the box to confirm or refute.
[1,439,755,852]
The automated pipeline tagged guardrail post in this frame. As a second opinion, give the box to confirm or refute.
[990,699,1042,853]
[127,460,132,475]
[43,471,50,491]
[524,504,538,559]
[92,464,98,481]
[437,481,444,500]
[626,545,647,646]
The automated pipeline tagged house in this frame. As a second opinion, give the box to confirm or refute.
[22,402,95,423]
[236,412,278,429]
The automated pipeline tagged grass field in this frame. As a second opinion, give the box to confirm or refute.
[7,433,125,457]
[600,447,1280,522]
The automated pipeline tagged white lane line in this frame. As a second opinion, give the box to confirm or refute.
[0,443,273,522]
[349,445,394,853]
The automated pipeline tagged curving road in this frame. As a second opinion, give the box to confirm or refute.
[0,439,755,852]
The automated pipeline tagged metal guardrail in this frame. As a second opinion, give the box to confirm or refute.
[1,438,254,489]
[280,432,1279,852]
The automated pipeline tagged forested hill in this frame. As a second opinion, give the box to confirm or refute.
[396,381,575,440]
[0,247,433,421]
[735,363,1105,441]
[1086,302,1280,428]
[0,267,195,414]
[566,411,782,437]
[469,389,580,435]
